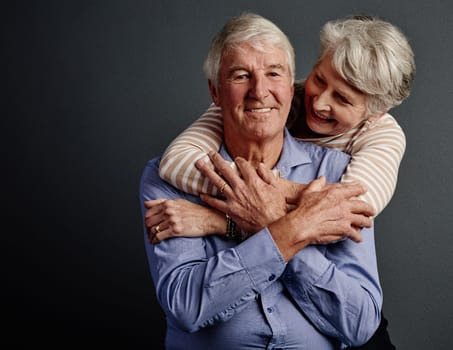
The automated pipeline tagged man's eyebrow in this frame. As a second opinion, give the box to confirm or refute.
[228,66,247,73]
[227,63,286,74]
[225,66,249,79]
[269,63,286,70]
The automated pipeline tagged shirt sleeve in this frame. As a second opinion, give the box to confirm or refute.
[141,158,288,333]
[341,116,406,216]
[281,226,382,347]
[150,232,287,332]
[158,103,224,196]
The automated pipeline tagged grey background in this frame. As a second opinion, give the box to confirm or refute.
[4,0,453,348]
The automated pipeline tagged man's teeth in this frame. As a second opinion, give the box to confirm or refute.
[249,108,272,113]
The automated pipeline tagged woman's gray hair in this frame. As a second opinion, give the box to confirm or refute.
[203,13,296,87]
[318,15,416,115]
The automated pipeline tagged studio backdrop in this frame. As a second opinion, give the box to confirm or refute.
[5,1,453,349]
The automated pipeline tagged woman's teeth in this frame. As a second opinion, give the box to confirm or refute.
[314,111,333,121]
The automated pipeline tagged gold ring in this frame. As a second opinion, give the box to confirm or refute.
[155,225,160,233]
[219,182,228,194]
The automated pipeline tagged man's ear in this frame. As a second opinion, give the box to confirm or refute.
[208,80,221,106]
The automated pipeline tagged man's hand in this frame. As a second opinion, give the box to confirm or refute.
[196,151,287,233]
[269,176,376,261]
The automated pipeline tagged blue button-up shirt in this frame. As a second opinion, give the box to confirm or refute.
[140,129,382,349]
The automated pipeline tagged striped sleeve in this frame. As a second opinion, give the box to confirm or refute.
[158,104,224,195]
[337,115,406,216]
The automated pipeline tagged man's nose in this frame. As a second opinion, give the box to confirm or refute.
[249,75,269,100]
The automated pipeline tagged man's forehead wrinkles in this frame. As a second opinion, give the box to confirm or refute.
[226,63,286,73]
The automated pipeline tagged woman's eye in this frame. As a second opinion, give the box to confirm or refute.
[337,94,351,105]
[315,75,325,84]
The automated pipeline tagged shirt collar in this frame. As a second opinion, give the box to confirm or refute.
[219,128,312,178]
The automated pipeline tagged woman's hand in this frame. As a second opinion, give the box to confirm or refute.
[268,176,376,261]
[144,198,225,243]
[195,152,287,233]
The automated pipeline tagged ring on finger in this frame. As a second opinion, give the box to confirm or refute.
[219,182,228,194]
[155,225,161,233]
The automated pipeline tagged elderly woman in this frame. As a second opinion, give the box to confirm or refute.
[145,14,415,350]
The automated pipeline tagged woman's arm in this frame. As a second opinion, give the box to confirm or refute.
[159,103,224,195]
[337,115,406,216]
[288,114,406,216]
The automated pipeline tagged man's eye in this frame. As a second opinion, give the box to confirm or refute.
[269,71,281,77]
[233,72,250,80]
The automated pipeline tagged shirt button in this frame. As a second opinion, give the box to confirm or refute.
[267,307,273,313]
[268,274,276,281]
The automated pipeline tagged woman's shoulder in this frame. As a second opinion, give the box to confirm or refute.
[360,113,406,140]
[351,113,406,153]
[368,113,403,132]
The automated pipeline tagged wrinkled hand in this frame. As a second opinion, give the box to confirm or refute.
[195,152,287,233]
[269,176,376,261]
[144,198,224,243]
[278,178,308,206]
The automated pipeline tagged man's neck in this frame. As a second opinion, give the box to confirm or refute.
[224,136,284,169]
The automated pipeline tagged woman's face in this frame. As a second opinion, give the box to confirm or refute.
[304,55,369,136]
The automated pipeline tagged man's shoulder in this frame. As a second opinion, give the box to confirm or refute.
[139,155,201,203]
[139,155,171,199]
[141,155,162,178]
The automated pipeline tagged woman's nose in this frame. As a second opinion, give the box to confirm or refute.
[313,90,331,111]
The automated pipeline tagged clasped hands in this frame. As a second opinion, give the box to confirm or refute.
[197,152,375,246]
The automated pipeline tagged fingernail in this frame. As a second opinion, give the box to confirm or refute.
[196,159,204,168]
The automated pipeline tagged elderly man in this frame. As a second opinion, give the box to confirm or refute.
[140,13,380,349]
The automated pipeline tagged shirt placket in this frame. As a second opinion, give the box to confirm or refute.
[260,282,287,350]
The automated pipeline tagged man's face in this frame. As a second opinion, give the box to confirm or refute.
[210,43,294,144]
